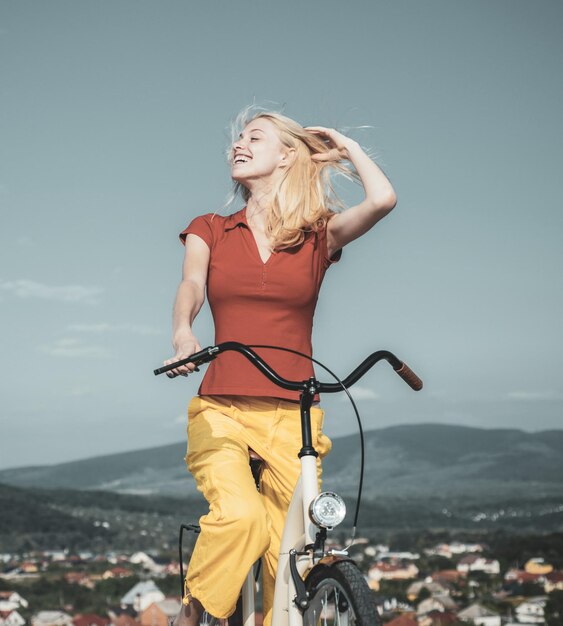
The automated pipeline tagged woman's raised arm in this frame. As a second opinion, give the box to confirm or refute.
[164,233,210,377]
[306,127,397,258]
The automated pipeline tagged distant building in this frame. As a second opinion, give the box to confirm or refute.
[385,615,418,626]
[129,554,165,576]
[544,570,563,592]
[140,599,181,626]
[407,580,451,602]
[0,610,26,626]
[431,569,465,585]
[524,559,553,575]
[64,572,95,589]
[108,616,141,626]
[504,569,545,585]
[121,581,165,613]
[457,555,500,575]
[73,615,110,626]
[427,542,483,559]
[417,595,457,616]
[103,567,134,579]
[419,609,459,626]
[369,562,419,582]
[32,611,73,626]
[19,562,39,574]
[0,594,28,610]
[377,551,420,561]
[515,597,547,624]
[458,602,501,626]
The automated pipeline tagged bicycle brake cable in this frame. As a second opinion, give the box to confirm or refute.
[248,344,364,545]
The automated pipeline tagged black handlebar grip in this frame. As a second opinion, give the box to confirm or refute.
[153,346,218,376]
[395,362,423,391]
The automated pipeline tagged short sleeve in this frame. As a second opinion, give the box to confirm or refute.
[179,213,214,248]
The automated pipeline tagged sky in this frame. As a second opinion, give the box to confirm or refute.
[1,0,562,470]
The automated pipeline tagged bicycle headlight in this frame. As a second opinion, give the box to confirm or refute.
[309,492,346,529]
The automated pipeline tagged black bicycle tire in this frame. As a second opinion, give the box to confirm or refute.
[303,560,381,626]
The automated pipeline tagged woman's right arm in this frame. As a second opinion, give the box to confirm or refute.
[164,233,210,378]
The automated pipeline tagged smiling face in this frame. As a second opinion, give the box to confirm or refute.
[230,117,293,187]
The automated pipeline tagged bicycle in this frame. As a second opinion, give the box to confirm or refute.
[155,341,422,626]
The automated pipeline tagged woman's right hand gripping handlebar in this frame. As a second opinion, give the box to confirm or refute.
[164,332,202,378]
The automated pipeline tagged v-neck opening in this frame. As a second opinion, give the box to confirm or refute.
[243,206,274,265]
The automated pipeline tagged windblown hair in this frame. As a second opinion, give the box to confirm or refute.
[224,105,359,251]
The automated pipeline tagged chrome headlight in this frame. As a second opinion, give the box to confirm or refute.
[309,492,346,529]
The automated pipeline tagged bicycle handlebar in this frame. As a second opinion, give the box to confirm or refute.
[154,341,423,392]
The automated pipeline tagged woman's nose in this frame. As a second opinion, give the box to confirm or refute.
[233,137,246,151]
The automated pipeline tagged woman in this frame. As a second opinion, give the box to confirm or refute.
[165,108,396,626]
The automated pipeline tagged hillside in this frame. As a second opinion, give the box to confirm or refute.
[2,424,562,501]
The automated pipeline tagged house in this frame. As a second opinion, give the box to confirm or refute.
[369,562,419,582]
[407,580,451,602]
[102,567,134,580]
[0,594,28,610]
[121,581,165,613]
[417,595,457,616]
[129,554,164,576]
[457,555,500,575]
[431,570,465,585]
[0,610,26,626]
[504,569,545,587]
[377,551,420,561]
[419,610,459,626]
[162,562,181,576]
[427,542,483,559]
[458,602,501,626]
[515,597,547,624]
[32,611,73,626]
[524,559,553,575]
[108,616,141,626]
[385,615,418,626]
[64,572,95,589]
[43,551,67,562]
[140,599,182,626]
[73,615,109,626]
[544,570,563,593]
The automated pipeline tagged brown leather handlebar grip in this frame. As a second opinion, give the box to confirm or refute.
[395,362,423,391]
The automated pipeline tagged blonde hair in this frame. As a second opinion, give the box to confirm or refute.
[224,105,359,251]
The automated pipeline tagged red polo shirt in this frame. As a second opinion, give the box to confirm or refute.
[179,207,341,400]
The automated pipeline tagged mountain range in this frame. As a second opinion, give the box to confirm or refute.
[2,424,562,501]
[1,424,562,550]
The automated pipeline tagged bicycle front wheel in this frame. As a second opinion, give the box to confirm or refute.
[303,560,380,626]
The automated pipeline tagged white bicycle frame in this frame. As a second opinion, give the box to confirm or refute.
[226,453,322,626]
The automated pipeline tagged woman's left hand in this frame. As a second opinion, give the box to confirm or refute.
[305,126,357,161]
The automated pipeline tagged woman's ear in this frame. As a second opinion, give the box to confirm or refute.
[279,147,296,168]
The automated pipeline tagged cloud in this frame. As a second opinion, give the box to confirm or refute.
[339,385,380,401]
[0,279,102,304]
[506,390,562,401]
[41,338,112,358]
[68,323,163,336]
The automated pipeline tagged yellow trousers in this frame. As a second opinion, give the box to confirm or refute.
[183,395,332,625]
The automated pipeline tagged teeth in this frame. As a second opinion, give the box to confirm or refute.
[235,156,249,163]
